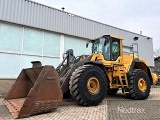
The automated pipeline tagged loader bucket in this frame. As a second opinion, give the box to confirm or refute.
[4,65,63,119]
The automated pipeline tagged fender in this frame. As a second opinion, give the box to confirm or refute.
[85,61,106,71]
[127,59,153,84]
[60,55,106,93]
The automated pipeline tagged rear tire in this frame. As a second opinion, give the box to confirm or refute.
[128,69,151,100]
[69,64,107,106]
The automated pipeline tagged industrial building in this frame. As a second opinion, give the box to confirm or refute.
[0,0,154,79]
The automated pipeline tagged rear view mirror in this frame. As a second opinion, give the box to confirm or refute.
[104,39,109,46]
[86,42,89,48]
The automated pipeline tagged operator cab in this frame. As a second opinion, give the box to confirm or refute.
[92,35,121,61]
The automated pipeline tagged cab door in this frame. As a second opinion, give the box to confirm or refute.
[103,37,120,61]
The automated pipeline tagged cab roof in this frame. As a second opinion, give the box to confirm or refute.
[103,35,123,40]
[94,35,123,40]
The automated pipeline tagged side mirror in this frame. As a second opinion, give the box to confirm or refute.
[104,36,110,46]
[86,43,89,48]
[104,39,109,46]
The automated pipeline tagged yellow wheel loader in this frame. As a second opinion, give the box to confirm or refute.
[4,35,158,118]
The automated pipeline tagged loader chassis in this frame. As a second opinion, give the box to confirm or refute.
[4,35,157,118]
[58,35,155,105]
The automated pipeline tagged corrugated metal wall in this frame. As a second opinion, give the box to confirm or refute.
[0,0,151,40]
[0,0,154,67]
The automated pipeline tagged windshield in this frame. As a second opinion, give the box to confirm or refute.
[92,37,106,53]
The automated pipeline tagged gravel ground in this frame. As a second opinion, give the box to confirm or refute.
[0,87,160,120]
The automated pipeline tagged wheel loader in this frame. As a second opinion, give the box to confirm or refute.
[4,35,158,118]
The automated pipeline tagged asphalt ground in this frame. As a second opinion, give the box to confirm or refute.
[0,87,160,120]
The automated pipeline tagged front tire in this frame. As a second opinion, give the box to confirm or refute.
[63,91,71,99]
[69,64,108,106]
[128,69,151,100]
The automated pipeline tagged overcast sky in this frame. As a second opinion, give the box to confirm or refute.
[32,0,159,50]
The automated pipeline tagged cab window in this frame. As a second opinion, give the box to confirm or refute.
[111,38,120,60]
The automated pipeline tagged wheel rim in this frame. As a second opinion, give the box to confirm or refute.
[138,78,147,92]
[87,77,100,94]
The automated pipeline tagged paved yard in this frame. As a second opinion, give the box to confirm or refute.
[0,87,160,120]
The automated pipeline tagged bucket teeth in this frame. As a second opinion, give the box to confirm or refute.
[4,65,63,119]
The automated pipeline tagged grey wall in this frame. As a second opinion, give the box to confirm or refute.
[0,21,154,79]
[0,22,90,78]
[0,0,155,79]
